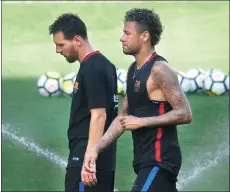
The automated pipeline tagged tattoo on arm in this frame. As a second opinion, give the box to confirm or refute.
[95,97,128,153]
[95,116,125,153]
[119,95,128,116]
[140,62,192,127]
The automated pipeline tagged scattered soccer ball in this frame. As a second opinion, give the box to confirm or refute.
[224,76,229,92]
[116,68,127,96]
[37,72,62,97]
[177,73,191,93]
[205,68,223,77]
[117,80,124,96]
[118,81,127,97]
[117,68,127,83]
[61,72,77,97]
[186,68,205,93]
[203,71,228,96]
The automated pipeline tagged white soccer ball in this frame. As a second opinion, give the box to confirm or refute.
[117,68,127,84]
[119,81,127,97]
[205,68,223,77]
[37,72,62,97]
[186,68,205,93]
[177,73,191,93]
[61,72,77,97]
[116,68,127,95]
[203,71,228,96]
[117,80,124,96]
[224,76,229,91]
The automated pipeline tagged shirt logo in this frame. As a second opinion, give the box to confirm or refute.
[134,80,140,92]
[113,94,118,109]
[72,157,79,161]
[73,82,79,94]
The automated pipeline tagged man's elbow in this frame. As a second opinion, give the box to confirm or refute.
[177,109,192,124]
[184,110,192,124]
[91,112,107,122]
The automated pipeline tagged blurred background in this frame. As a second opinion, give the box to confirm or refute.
[1,1,229,191]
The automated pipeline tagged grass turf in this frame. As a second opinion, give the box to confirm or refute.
[2,1,229,191]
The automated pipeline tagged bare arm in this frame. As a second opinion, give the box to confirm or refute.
[140,61,192,127]
[86,108,107,152]
[94,95,128,154]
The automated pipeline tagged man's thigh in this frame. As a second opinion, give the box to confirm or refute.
[132,166,178,192]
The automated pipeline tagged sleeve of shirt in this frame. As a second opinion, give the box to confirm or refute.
[84,65,106,109]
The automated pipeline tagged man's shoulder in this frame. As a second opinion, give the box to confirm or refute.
[151,61,177,78]
[86,53,113,66]
[82,55,116,76]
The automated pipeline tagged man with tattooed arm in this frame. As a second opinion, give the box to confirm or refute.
[83,8,192,192]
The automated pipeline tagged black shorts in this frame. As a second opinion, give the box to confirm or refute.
[132,166,178,192]
[65,167,115,192]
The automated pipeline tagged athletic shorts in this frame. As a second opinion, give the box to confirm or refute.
[132,166,178,192]
[65,167,115,192]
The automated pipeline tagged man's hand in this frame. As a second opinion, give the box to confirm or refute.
[81,148,98,186]
[119,115,142,130]
[81,164,97,187]
[84,147,98,173]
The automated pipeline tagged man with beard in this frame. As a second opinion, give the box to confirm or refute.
[83,8,192,192]
[49,13,118,192]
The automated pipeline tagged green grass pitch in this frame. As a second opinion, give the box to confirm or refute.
[2,1,229,191]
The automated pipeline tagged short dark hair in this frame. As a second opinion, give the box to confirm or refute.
[124,8,163,47]
[49,13,87,40]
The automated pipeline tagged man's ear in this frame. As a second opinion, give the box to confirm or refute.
[141,31,150,43]
[73,35,82,46]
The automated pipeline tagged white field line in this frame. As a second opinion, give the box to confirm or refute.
[177,142,229,190]
[2,124,119,191]
[2,124,67,168]
[2,124,229,191]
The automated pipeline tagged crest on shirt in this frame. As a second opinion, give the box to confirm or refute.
[134,80,140,92]
[73,82,79,94]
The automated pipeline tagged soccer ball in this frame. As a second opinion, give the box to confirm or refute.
[203,71,228,96]
[37,72,62,97]
[116,68,127,96]
[117,80,124,96]
[118,81,127,97]
[61,72,77,97]
[186,68,205,93]
[177,73,191,93]
[224,76,229,91]
[205,68,223,77]
[117,68,127,84]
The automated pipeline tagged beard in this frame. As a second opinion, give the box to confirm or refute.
[122,46,138,56]
[65,56,77,63]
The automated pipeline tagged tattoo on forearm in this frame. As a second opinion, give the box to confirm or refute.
[95,97,129,152]
[140,109,191,127]
[95,117,125,153]
[119,96,128,116]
